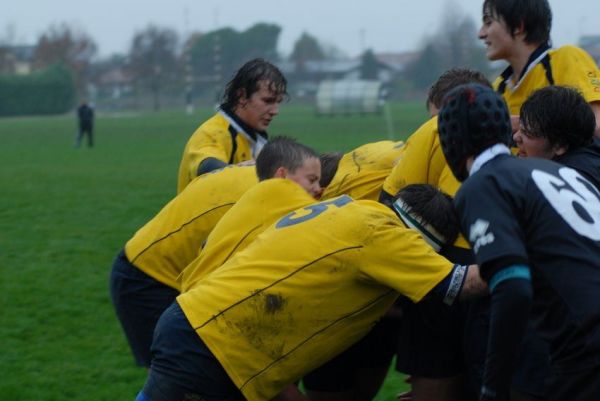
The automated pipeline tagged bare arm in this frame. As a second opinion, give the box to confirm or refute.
[591,101,600,139]
[459,264,488,300]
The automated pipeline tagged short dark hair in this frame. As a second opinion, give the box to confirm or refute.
[392,184,459,248]
[319,152,343,188]
[255,136,319,181]
[483,0,552,45]
[427,68,492,111]
[520,86,596,151]
[221,58,288,110]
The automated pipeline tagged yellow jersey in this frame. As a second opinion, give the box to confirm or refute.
[494,45,600,115]
[322,140,405,201]
[179,178,316,291]
[177,110,268,193]
[177,196,453,401]
[125,165,258,290]
[382,116,467,248]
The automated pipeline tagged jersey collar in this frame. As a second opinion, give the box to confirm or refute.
[470,144,512,177]
[218,106,269,157]
[497,43,551,93]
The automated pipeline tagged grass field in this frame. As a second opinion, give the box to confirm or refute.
[0,101,429,401]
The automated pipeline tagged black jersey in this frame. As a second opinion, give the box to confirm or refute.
[455,154,600,372]
[555,138,600,190]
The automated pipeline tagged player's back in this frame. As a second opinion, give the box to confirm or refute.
[457,154,600,369]
[178,178,316,291]
[125,165,257,289]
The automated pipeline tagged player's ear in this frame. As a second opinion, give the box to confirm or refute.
[553,145,568,157]
[273,166,287,179]
[513,20,526,38]
[237,88,248,108]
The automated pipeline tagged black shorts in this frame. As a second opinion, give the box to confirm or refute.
[140,302,244,401]
[395,297,465,378]
[545,363,600,401]
[109,249,179,367]
[302,316,401,392]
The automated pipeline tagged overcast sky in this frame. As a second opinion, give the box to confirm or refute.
[2,0,598,58]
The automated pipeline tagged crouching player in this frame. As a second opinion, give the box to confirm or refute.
[134,184,487,401]
[110,137,321,369]
[438,83,600,401]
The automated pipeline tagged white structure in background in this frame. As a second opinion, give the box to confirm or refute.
[316,79,384,115]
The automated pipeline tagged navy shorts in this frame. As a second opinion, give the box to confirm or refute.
[395,296,465,378]
[545,363,600,401]
[109,249,179,367]
[302,316,401,392]
[139,301,244,401]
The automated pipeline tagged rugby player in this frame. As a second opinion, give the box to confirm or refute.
[438,83,600,401]
[479,0,600,137]
[176,58,287,193]
[110,137,320,369]
[515,86,600,188]
[379,69,491,401]
[134,185,487,401]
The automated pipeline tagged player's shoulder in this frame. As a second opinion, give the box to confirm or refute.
[550,45,598,67]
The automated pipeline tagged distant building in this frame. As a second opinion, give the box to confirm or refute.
[0,45,35,75]
[579,35,600,66]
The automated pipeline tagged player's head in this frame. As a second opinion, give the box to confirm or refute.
[256,136,322,198]
[479,0,552,48]
[319,152,343,188]
[438,83,512,182]
[515,86,596,159]
[427,68,492,116]
[222,58,288,132]
[389,184,459,252]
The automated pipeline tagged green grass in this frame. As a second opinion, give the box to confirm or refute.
[0,102,428,401]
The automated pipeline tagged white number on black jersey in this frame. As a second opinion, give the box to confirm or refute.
[532,167,600,241]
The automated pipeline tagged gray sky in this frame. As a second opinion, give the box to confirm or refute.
[2,0,598,58]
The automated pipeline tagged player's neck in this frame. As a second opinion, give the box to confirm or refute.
[507,41,541,84]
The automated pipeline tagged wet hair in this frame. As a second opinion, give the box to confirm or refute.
[520,86,595,151]
[255,136,319,181]
[427,68,492,112]
[483,0,552,45]
[390,184,459,249]
[319,152,343,188]
[221,58,288,110]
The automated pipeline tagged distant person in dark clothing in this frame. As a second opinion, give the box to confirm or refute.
[76,101,94,148]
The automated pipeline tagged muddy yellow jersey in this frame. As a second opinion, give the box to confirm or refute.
[322,140,405,201]
[125,165,258,290]
[177,110,267,193]
[177,197,453,401]
[494,45,600,115]
[179,178,316,291]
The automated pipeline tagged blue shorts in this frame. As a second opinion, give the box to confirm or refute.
[109,249,179,367]
[138,302,244,401]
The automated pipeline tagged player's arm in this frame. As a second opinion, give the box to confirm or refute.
[591,101,600,139]
[185,129,232,178]
[480,261,533,401]
[425,264,487,305]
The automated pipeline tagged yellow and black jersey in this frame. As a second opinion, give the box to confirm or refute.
[125,165,258,290]
[494,45,600,115]
[177,109,268,193]
[179,178,316,291]
[177,197,453,401]
[322,140,405,201]
[382,116,467,250]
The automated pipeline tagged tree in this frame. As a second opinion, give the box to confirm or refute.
[290,32,325,64]
[128,25,179,111]
[189,23,282,88]
[359,49,381,80]
[33,23,97,95]
[404,1,491,90]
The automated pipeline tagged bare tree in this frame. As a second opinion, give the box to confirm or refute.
[129,25,179,111]
[33,23,97,95]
